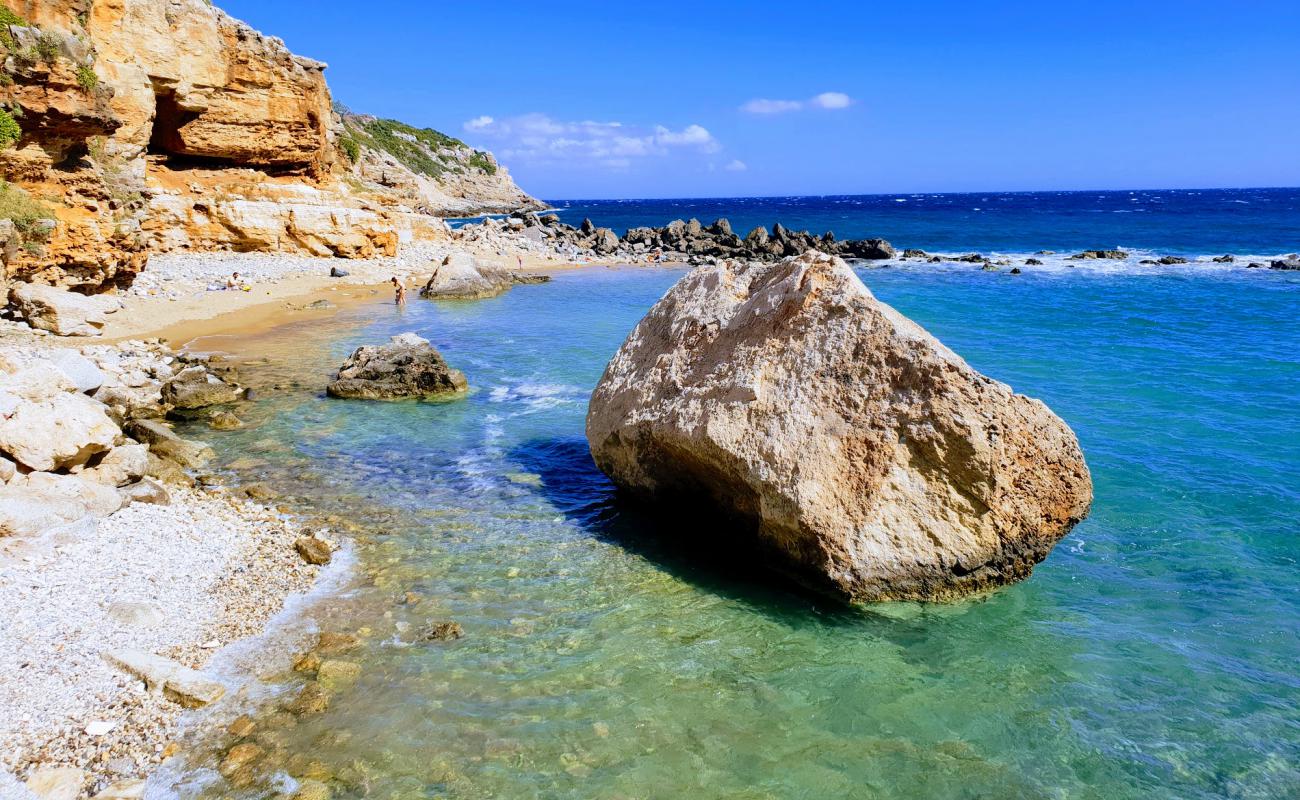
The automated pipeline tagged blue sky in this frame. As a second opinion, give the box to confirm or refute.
[219,0,1299,199]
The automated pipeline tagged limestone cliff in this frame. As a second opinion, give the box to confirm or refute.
[0,0,537,291]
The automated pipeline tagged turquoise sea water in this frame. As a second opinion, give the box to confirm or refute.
[185,262,1300,799]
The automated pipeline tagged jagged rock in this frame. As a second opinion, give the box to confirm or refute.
[125,418,214,468]
[423,621,464,642]
[0,392,120,472]
[48,350,106,393]
[1212,254,1235,263]
[162,365,242,408]
[327,333,467,401]
[208,410,243,430]
[1069,249,1129,260]
[122,476,172,506]
[294,536,333,565]
[587,253,1093,602]
[288,681,330,715]
[1269,255,1300,271]
[901,249,929,259]
[84,443,150,487]
[1025,258,1044,266]
[9,284,120,337]
[1156,256,1189,265]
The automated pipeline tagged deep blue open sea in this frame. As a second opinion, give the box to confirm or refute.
[538,187,1300,258]
[176,189,1300,799]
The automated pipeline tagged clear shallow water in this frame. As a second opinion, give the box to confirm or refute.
[182,264,1300,799]
[500,188,1300,258]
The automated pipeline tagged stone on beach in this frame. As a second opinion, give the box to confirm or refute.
[102,648,227,708]
[586,252,1093,602]
[22,766,86,800]
[9,284,120,337]
[0,391,120,472]
[294,536,333,565]
[124,418,215,468]
[0,474,122,537]
[161,365,242,409]
[327,333,468,400]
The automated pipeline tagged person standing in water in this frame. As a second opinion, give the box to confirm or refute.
[391,276,407,306]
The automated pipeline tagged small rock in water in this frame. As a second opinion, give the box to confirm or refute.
[316,631,360,654]
[288,681,330,715]
[294,536,333,565]
[293,779,332,800]
[208,410,243,430]
[293,651,322,672]
[227,715,256,738]
[423,621,464,642]
[326,333,468,401]
[219,742,263,777]
[316,659,361,690]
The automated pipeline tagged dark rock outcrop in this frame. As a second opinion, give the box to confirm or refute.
[326,333,467,401]
[1068,249,1129,260]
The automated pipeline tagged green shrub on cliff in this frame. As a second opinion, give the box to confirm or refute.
[338,134,360,164]
[75,64,97,92]
[468,150,497,176]
[350,118,464,179]
[0,6,27,50]
[0,180,55,252]
[0,109,20,149]
[34,32,60,63]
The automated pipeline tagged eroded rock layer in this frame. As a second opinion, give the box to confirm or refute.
[587,253,1093,602]
[0,0,537,291]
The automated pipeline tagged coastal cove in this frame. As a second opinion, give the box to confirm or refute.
[144,263,1299,799]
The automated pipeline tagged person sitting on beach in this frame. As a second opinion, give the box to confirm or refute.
[225,272,242,290]
[392,276,407,306]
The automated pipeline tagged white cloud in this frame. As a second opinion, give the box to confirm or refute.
[462,113,721,169]
[739,92,855,114]
[740,98,804,115]
[809,91,852,110]
[724,159,748,172]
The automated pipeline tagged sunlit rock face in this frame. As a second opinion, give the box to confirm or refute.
[587,253,1093,602]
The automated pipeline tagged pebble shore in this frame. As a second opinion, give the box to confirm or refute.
[0,480,321,797]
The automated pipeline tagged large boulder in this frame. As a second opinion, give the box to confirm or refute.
[161,365,242,408]
[0,472,124,537]
[327,333,468,401]
[124,418,214,469]
[9,283,121,337]
[0,392,121,472]
[419,253,512,300]
[586,253,1093,602]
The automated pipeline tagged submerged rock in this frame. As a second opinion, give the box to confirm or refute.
[327,333,468,401]
[586,253,1093,602]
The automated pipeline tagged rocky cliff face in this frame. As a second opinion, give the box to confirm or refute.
[0,0,536,291]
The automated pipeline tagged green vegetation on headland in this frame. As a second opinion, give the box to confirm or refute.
[339,114,498,178]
